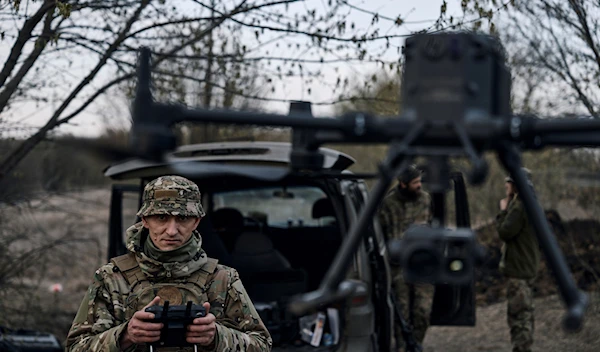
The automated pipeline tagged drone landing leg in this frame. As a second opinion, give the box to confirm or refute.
[497,142,588,331]
[288,123,425,315]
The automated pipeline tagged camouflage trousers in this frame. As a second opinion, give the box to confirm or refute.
[393,272,433,352]
[506,277,535,352]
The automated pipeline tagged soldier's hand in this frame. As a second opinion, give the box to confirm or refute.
[187,302,216,346]
[499,197,510,211]
[120,296,163,349]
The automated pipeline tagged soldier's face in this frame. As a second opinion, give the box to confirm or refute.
[142,214,201,251]
[505,182,516,197]
[401,176,422,194]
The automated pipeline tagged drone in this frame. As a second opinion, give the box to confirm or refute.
[93,31,592,332]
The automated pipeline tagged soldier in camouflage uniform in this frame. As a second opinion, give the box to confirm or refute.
[378,165,433,351]
[495,169,540,352]
[65,175,272,352]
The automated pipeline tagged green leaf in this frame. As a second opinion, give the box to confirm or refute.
[56,2,72,18]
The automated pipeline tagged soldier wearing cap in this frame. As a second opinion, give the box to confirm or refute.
[496,168,540,352]
[65,175,272,352]
[378,164,433,351]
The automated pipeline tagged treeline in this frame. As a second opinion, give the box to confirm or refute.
[2,121,599,226]
[331,141,600,225]
[0,125,291,203]
[0,131,130,202]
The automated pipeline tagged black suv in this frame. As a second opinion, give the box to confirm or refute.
[104,141,471,352]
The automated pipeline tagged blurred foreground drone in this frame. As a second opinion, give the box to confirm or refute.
[107,32,592,332]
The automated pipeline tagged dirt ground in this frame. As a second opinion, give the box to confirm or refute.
[2,188,600,351]
[423,294,600,352]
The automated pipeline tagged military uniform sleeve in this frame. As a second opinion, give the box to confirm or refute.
[65,265,130,352]
[423,191,433,223]
[378,197,393,240]
[495,199,525,241]
[204,267,272,352]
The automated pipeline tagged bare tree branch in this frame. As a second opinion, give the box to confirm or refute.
[508,1,600,117]
[0,11,61,111]
[566,0,600,74]
[544,16,598,116]
[0,0,55,89]
[55,0,255,126]
[0,0,152,178]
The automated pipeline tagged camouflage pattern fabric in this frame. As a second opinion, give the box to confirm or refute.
[378,188,432,239]
[393,279,433,349]
[65,222,272,352]
[378,187,433,351]
[506,278,535,352]
[137,175,205,218]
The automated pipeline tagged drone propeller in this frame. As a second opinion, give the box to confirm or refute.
[49,137,144,163]
[52,48,177,165]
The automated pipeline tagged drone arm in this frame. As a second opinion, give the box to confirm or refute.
[513,116,600,148]
[534,132,600,148]
[533,117,600,133]
[497,142,588,331]
[175,105,348,130]
[453,122,488,185]
[288,158,403,315]
[288,122,425,315]
[132,47,152,126]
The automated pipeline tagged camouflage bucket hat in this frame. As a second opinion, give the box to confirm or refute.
[137,175,205,217]
[505,167,532,184]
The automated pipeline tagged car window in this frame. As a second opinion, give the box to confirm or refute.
[212,186,332,228]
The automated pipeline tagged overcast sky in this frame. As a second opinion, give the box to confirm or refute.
[0,0,468,138]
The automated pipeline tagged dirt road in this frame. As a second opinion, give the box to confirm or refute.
[424,294,600,352]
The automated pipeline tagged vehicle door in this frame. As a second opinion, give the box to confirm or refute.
[107,183,141,260]
[353,180,394,352]
[340,179,393,352]
[429,172,476,326]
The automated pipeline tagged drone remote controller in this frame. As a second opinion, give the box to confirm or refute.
[145,300,206,349]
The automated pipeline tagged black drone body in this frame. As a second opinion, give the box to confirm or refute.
[122,32,592,332]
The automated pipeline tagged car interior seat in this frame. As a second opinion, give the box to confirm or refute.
[312,197,337,226]
[196,214,232,267]
[231,230,309,345]
[230,227,308,302]
[230,230,292,272]
[211,207,244,253]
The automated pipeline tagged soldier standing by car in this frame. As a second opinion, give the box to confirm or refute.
[495,169,540,352]
[65,175,272,352]
[378,164,433,351]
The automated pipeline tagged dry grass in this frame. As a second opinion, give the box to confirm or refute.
[0,188,123,339]
[424,293,600,352]
[1,188,599,351]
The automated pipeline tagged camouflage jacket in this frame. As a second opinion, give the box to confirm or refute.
[378,187,432,241]
[495,195,540,279]
[65,222,272,352]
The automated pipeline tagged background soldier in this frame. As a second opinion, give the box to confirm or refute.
[378,164,433,351]
[65,175,272,352]
[495,169,540,352]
